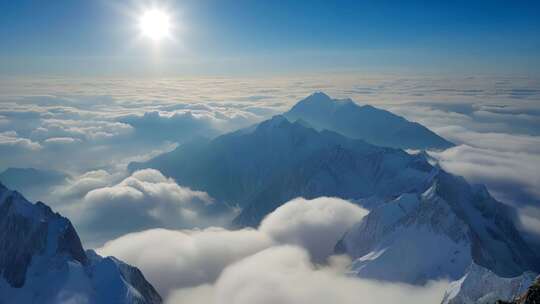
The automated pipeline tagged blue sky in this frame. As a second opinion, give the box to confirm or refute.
[1,0,539,76]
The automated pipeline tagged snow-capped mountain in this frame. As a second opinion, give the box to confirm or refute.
[0,182,162,304]
[441,263,537,304]
[336,169,540,284]
[284,92,454,150]
[130,115,436,227]
[130,108,538,285]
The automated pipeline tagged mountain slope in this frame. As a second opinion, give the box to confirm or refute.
[0,182,162,304]
[336,170,540,284]
[130,115,436,227]
[498,276,540,304]
[441,263,536,304]
[284,92,454,150]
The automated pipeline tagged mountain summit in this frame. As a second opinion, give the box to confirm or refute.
[0,182,162,304]
[284,92,454,150]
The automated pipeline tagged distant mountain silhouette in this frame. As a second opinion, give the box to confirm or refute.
[284,92,454,150]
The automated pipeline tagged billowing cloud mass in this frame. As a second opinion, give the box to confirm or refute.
[428,144,540,205]
[52,169,120,200]
[97,196,368,298]
[166,246,448,304]
[259,197,368,262]
[98,228,273,297]
[68,169,236,246]
[96,197,449,304]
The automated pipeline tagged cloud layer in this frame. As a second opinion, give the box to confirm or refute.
[98,197,447,304]
[1,74,539,245]
[66,169,236,246]
[97,196,368,297]
[259,197,368,262]
[166,246,448,304]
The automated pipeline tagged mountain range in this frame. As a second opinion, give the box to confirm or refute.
[131,93,539,287]
[130,114,436,227]
[2,92,537,303]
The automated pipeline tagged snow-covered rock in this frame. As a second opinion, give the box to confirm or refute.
[0,182,162,304]
[336,170,540,284]
[441,263,537,304]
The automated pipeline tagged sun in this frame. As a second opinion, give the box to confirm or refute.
[139,9,171,41]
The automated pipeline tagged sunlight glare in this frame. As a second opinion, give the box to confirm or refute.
[139,9,171,41]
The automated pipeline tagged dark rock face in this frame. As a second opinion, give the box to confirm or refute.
[498,277,540,304]
[0,195,45,287]
[0,182,162,304]
[0,190,86,287]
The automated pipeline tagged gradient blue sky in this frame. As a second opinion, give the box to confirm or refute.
[1,0,540,76]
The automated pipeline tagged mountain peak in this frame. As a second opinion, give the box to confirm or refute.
[0,184,162,303]
[304,91,332,102]
[285,93,454,150]
[256,115,291,130]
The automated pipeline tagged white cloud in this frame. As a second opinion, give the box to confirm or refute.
[98,228,273,297]
[43,137,82,145]
[259,197,367,262]
[97,197,369,297]
[435,126,540,154]
[165,246,448,304]
[519,206,540,237]
[69,169,236,246]
[0,131,42,151]
[52,170,118,200]
[429,145,540,205]
[388,99,540,213]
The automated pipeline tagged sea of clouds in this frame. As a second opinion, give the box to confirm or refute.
[0,74,539,303]
[1,75,538,205]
